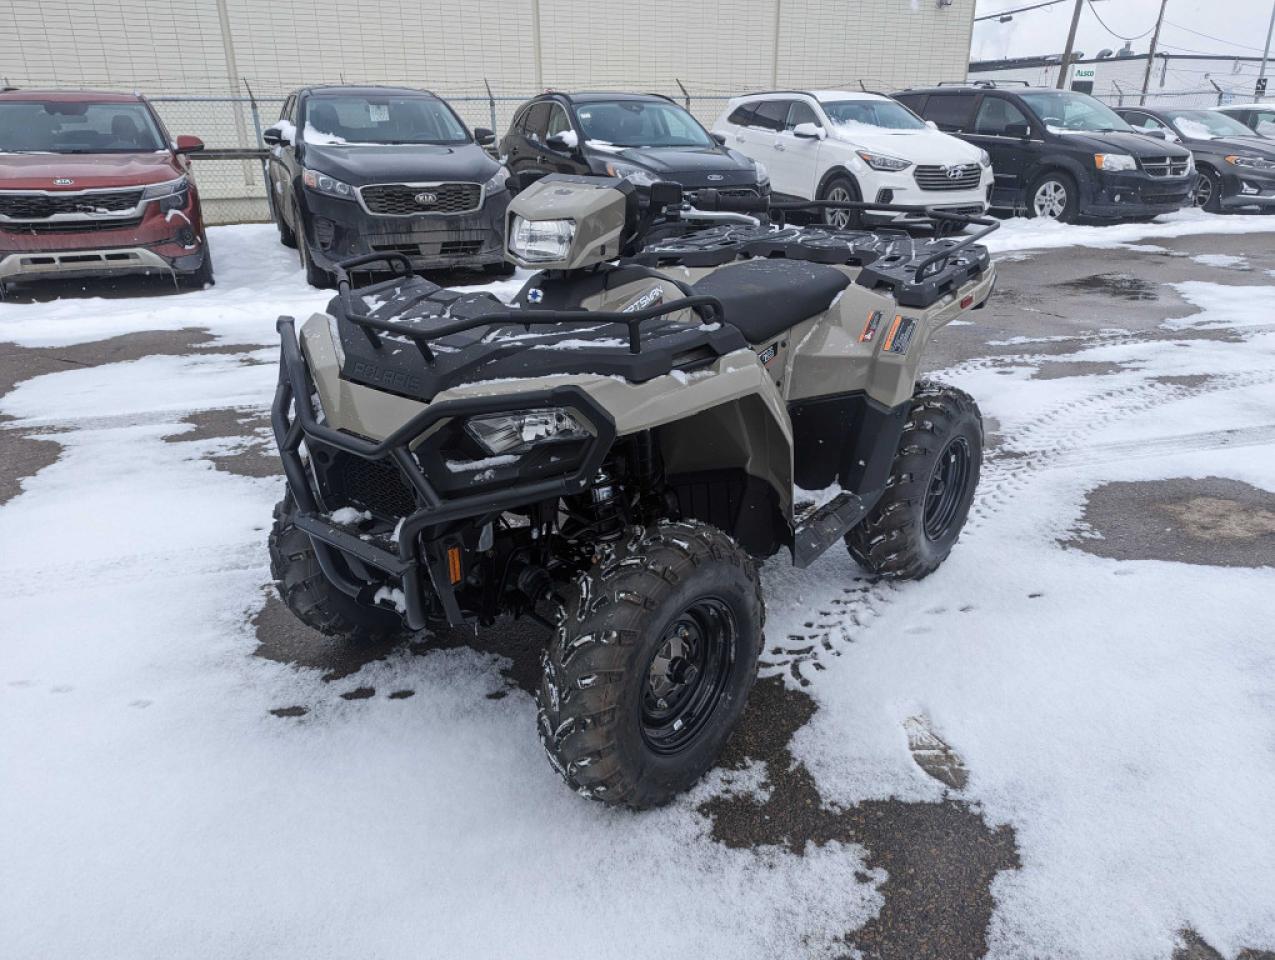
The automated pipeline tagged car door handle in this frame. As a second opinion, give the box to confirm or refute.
[774,143,785,152]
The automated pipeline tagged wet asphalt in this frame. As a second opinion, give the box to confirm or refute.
[1,230,1274,958]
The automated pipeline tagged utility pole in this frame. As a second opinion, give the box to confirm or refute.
[1055,0,1084,89]
[1258,0,1275,103]
[1139,0,1169,105]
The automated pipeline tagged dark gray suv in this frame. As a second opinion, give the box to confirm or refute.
[894,84,1195,222]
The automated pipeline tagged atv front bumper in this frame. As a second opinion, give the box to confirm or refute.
[271,316,616,629]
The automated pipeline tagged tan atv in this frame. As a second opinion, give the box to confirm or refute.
[269,175,997,808]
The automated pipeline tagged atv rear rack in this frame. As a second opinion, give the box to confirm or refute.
[272,314,617,629]
[332,252,725,363]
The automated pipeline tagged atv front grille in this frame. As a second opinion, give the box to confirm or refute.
[913,164,982,191]
[358,182,482,216]
[326,451,418,519]
[1141,156,1191,178]
[0,189,143,220]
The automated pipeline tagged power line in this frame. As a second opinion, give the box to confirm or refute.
[1162,20,1268,54]
[1085,0,1155,41]
[973,0,1068,23]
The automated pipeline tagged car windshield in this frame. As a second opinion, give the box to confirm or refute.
[822,99,926,131]
[1165,109,1255,140]
[303,95,469,145]
[1018,91,1132,133]
[574,100,714,148]
[0,100,165,154]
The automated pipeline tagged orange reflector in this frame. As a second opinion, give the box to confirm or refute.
[960,294,974,309]
[447,545,463,584]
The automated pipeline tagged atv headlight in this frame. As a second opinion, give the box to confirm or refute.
[302,168,354,199]
[855,150,911,172]
[1226,154,1275,170]
[1094,153,1136,172]
[604,161,659,186]
[465,408,590,455]
[509,216,575,262]
[142,175,190,211]
[484,166,511,193]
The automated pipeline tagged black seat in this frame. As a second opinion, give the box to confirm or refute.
[690,258,851,343]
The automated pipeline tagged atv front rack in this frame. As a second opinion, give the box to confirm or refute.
[331,252,725,363]
[271,315,617,629]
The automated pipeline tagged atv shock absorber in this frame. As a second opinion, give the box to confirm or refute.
[585,468,626,541]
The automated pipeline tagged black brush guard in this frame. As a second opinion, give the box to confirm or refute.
[272,314,617,629]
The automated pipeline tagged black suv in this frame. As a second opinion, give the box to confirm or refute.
[264,85,510,287]
[1114,106,1275,213]
[893,84,1195,222]
[498,92,767,203]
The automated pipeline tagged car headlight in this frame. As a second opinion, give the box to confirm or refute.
[855,150,911,172]
[1225,154,1275,170]
[753,159,770,187]
[302,168,354,199]
[978,149,991,167]
[603,161,659,186]
[1094,153,1137,172]
[142,175,190,212]
[509,216,575,262]
[465,408,590,456]
[484,166,510,193]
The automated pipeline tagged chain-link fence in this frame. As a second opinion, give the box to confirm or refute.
[1091,88,1236,110]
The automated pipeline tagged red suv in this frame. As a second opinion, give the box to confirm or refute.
[0,89,213,294]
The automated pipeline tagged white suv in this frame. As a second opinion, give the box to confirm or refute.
[712,90,993,226]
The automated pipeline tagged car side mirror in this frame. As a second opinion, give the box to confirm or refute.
[711,131,726,145]
[545,131,579,152]
[1004,122,1030,139]
[474,127,496,146]
[263,126,288,147]
[792,122,824,140]
[1143,128,1167,140]
[925,120,938,130]
[174,134,204,154]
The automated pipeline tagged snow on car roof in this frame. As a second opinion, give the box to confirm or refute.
[809,90,888,103]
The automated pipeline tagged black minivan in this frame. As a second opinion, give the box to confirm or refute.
[264,85,511,287]
[498,92,767,203]
[893,84,1195,222]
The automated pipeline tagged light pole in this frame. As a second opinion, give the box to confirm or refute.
[1259,0,1275,102]
[1055,0,1085,88]
[1139,0,1169,106]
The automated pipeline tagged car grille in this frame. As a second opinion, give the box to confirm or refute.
[913,164,983,191]
[1141,156,1191,178]
[0,216,144,235]
[369,233,489,260]
[359,182,482,216]
[0,189,143,220]
[327,452,417,519]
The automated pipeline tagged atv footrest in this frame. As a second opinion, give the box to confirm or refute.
[792,492,870,569]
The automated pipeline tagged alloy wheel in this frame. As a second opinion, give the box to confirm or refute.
[1033,180,1068,219]
[825,185,853,229]
[1193,173,1213,209]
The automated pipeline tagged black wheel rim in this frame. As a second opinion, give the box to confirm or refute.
[1194,173,1213,208]
[923,436,972,542]
[640,598,737,755]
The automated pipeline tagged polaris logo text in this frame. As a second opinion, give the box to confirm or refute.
[350,360,424,393]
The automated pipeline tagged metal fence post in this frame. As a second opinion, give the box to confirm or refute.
[675,78,690,111]
[242,80,271,210]
[483,78,497,133]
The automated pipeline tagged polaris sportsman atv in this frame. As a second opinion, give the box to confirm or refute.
[269,176,997,808]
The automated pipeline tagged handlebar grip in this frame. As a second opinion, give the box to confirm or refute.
[691,188,771,213]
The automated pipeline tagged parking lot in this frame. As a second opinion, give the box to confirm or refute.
[1,212,1273,959]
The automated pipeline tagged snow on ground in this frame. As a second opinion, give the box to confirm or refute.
[2,218,1275,958]
[985,207,1275,255]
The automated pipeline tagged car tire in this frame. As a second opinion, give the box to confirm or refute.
[536,520,764,809]
[1026,170,1079,222]
[274,188,298,248]
[845,379,983,580]
[292,197,333,288]
[178,248,215,290]
[1194,166,1223,214]
[819,173,863,230]
[268,493,408,642]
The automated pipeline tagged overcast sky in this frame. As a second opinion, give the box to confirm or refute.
[971,0,1275,62]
